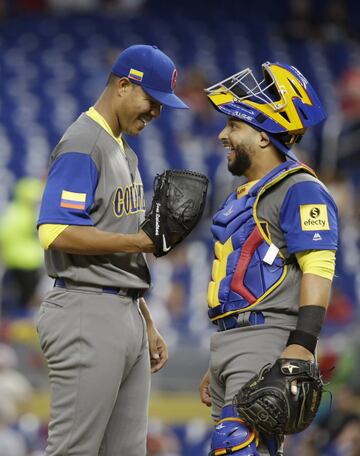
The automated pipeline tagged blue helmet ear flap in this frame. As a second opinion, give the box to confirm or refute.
[209,418,259,456]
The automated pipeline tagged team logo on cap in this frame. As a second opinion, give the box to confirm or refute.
[128,68,144,82]
[171,68,177,90]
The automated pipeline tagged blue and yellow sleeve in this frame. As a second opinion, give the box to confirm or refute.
[37,152,99,227]
[279,180,338,254]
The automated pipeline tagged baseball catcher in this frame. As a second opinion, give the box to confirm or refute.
[141,169,209,257]
[234,358,323,436]
[199,60,338,456]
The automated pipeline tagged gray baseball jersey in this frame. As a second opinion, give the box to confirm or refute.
[255,172,323,315]
[38,112,150,289]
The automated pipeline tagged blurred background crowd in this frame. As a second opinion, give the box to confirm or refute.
[0,0,359,455]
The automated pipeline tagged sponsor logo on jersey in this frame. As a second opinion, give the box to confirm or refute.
[60,190,86,210]
[299,204,330,231]
[113,183,145,218]
[128,68,144,82]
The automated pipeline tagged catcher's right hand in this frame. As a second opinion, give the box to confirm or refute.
[234,358,323,435]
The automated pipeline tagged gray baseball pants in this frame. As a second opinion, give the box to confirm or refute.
[209,312,297,455]
[36,287,150,456]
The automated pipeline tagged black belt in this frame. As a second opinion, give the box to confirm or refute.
[54,278,144,300]
[217,311,265,331]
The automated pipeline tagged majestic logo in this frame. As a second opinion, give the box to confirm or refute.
[313,233,322,241]
[299,204,330,231]
[171,68,177,90]
[215,423,226,430]
[113,183,145,218]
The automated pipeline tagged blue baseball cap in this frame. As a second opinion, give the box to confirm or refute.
[111,44,188,109]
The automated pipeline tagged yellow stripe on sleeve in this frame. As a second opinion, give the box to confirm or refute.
[295,250,336,281]
[38,224,69,250]
[61,190,86,202]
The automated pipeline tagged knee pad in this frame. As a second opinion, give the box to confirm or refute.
[209,417,259,456]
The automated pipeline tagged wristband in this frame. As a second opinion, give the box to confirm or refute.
[286,329,317,354]
[286,305,326,354]
[295,305,326,336]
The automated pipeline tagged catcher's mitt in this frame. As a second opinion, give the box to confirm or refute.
[141,170,209,257]
[234,358,323,435]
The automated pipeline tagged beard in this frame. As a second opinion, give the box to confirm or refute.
[228,144,252,176]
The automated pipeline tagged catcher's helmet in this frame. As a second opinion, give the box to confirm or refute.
[209,418,259,456]
[206,62,326,160]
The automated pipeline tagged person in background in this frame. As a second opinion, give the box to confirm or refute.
[0,177,44,316]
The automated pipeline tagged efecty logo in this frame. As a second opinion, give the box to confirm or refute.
[300,204,330,231]
[310,207,320,219]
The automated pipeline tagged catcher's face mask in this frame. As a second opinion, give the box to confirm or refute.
[206,62,327,159]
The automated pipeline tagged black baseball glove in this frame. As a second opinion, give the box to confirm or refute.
[234,358,323,435]
[141,170,209,257]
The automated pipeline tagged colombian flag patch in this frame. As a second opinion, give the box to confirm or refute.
[128,68,144,82]
[60,190,86,210]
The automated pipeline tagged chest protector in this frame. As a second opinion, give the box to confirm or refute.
[208,161,315,322]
